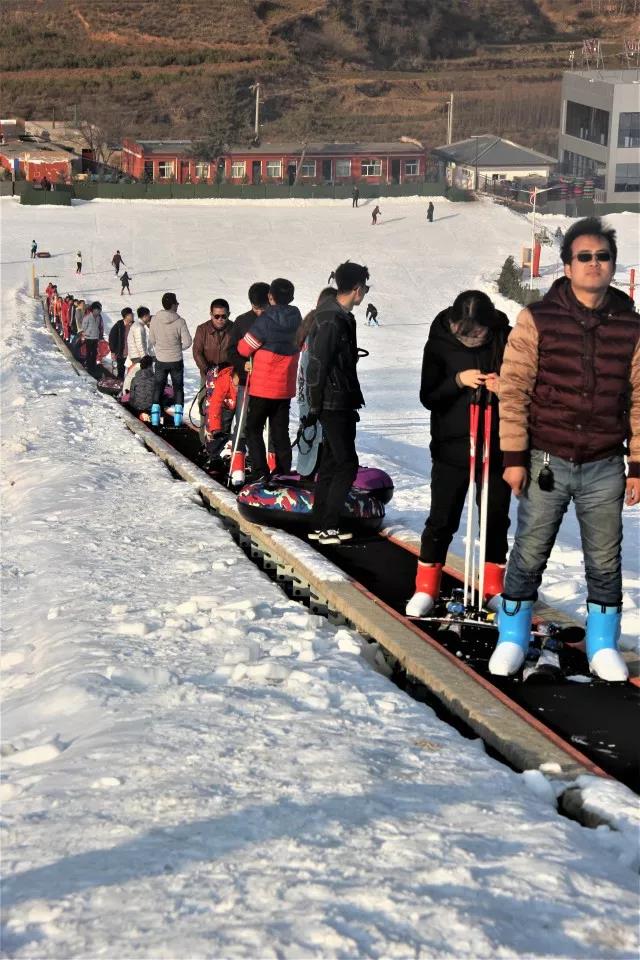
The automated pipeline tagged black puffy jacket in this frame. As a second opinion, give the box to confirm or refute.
[420,307,510,469]
[108,319,127,358]
[306,297,364,413]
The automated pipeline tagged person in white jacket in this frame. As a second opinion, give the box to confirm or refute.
[148,292,192,426]
[123,305,152,391]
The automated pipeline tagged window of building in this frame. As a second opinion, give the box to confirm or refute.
[361,159,382,177]
[614,163,640,192]
[404,160,419,176]
[195,162,209,179]
[562,149,601,177]
[158,160,175,179]
[231,160,246,179]
[300,159,316,178]
[617,112,640,148]
[143,161,154,181]
[565,100,609,146]
[335,159,351,178]
[266,160,282,179]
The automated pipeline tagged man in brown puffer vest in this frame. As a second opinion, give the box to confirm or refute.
[489,217,640,682]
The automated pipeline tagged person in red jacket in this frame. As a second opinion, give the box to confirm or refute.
[237,277,302,480]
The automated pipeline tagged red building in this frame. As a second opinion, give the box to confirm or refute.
[0,141,72,182]
[121,139,427,186]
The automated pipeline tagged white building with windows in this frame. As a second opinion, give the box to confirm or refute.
[558,69,640,204]
[431,136,556,190]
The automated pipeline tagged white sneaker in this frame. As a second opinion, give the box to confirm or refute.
[308,530,323,540]
[406,592,436,617]
[221,440,233,460]
[231,469,245,486]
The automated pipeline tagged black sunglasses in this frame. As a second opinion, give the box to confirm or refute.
[573,251,612,263]
[212,313,228,319]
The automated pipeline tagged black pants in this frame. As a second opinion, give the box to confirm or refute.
[245,397,291,477]
[85,338,98,376]
[312,410,359,530]
[420,459,511,564]
[153,360,184,407]
[116,355,126,380]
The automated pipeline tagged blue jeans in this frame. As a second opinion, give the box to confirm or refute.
[504,449,625,605]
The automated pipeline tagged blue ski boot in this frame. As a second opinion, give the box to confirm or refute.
[585,603,628,682]
[151,403,161,427]
[173,404,183,427]
[488,598,534,676]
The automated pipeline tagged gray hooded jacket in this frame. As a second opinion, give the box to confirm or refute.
[148,309,193,363]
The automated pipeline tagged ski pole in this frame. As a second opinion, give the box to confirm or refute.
[477,390,492,609]
[463,388,481,608]
[227,360,251,488]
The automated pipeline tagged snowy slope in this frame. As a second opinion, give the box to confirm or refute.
[1,197,639,958]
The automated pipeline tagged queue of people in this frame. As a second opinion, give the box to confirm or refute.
[42,217,639,681]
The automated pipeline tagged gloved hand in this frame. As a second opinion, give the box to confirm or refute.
[301,411,319,429]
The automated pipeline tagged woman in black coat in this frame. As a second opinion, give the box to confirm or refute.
[406,290,512,616]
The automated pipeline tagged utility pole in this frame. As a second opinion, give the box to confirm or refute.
[250,81,261,143]
[446,93,454,145]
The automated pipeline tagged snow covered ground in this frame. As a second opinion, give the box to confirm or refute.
[1,196,639,958]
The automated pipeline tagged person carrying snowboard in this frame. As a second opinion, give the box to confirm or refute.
[406,290,511,617]
[489,217,640,682]
[120,271,132,296]
[365,303,379,326]
[295,285,337,477]
[304,261,369,545]
[371,205,381,225]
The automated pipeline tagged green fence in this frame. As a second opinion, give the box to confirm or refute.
[20,187,72,206]
[67,179,452,202]
[10,178,476,203]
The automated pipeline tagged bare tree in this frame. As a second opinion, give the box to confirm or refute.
[77,104,126,173]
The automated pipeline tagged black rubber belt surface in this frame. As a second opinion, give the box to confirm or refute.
[158,425,640,793]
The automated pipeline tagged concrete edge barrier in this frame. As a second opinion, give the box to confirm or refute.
[42,306,610,788]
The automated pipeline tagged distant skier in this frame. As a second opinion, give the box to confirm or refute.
[76,250,82,274]
[371,205,381,225]
[365,303,379,326]
[427,201,435,223]
[112,250,125,275]
[120,271,132,296]
[30,240,37,259]
[352,185,359,208]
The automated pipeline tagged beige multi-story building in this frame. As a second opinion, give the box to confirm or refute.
[558,69,640,205]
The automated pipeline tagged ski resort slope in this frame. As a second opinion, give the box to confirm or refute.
[1,196,639,959]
